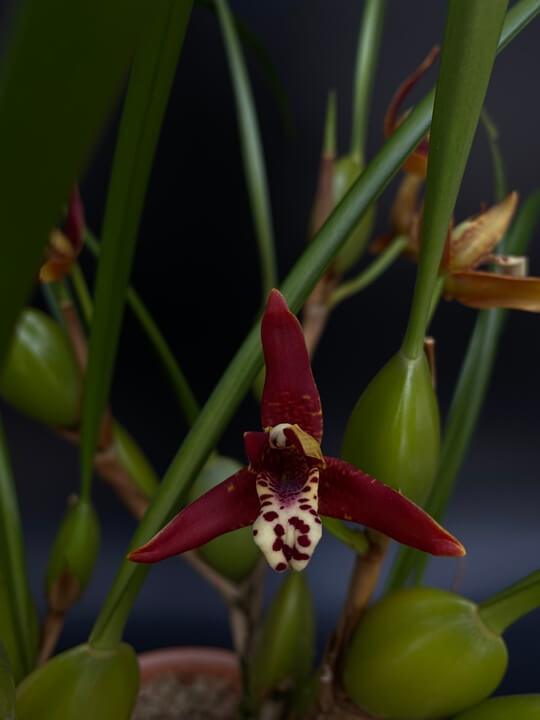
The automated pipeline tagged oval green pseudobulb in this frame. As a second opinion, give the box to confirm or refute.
[341,350,439,506]
[0,641,16,720]
[113,422,159,499]
[250,571,315,705]
[452,694,540,719]
[0,571,39,684]
[332,154,375,274]
[45,499,100,612]
[0,308,81,427]
[187,456,260,582]
[16,642,139,720]
[343,587,507,720]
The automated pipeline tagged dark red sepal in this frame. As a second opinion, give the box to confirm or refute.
[261,290,323,442]
[244,431,269,468]
[128,467,259,563]
[319,457,465,557]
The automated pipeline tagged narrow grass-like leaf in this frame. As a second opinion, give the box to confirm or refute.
[350,0,387,162]
[88,1,540,649]
[214,0,277,301]
[0,416,35,676]
[387,190,540,592]
[84,230,199,427]
[80,1,194,501]
[0,0,145,370]
[481,109,508,203]
[401,0,509,360]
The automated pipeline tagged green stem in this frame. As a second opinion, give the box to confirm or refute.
[328,234,407,309]
[324,90,337,156]
[84,229,200,427]
[88,0,540,650]
[479,568,540,635]
[350,0,387,162]
[426,274,445,328]
[70,263,93,326]
[214,0,277,301]
[322,517,369,555]
[0,417,33,673]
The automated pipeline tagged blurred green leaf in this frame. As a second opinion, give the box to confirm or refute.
[481,109,508,203]
[0,642,16,720]
[0,0,145,370]
[215,0,277,301]
[89,0,540,650]
[401,0,509,360]
[80,1,194,502]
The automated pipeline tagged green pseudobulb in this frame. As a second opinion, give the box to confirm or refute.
[343,587,507,720]
[16,643,139,720]
[332,154,375,274]
[0,308,81,427]
[452,695,540,719]
[187,456,260,582]
[342,350,439,506]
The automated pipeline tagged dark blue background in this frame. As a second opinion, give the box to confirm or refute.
[1,0,539,697]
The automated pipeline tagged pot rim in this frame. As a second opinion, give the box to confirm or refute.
[137,646,240,687]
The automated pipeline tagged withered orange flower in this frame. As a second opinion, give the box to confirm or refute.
[39,187,84,283]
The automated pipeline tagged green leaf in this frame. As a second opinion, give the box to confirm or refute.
[0,416,36,678]
[387,190,540,592]
[479,568,540,635]
[88,0,540,650]
[80,1,194,502]
[401,0,509,360]
[481,109,508,203]
[214,0,277,301]
[0,0,145,370]
[0,642,16,720]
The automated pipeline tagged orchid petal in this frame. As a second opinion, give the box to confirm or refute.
[244,431,269,467]
[261,289,323,442]
[128,467,259,563]
[444,271,540,312]
[319,457,465,557]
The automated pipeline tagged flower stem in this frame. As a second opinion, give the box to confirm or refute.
[479,568,540,635]
[328,235,407,309]
[70,263,93,326]
[350,0,387,162]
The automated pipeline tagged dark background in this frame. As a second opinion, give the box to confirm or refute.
[1,0,540,695]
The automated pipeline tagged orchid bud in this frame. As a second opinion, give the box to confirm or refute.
[249,571,315,706]
[45,498,99,613]
[452,695,540,719]
[343,587,507,719]
[333,154,375,274]
[16,642,139,720]
[113,422,159,500]
[341,350,439,505]
[186,456,260,581]
[0,642,15,720]
[0,309,81,427]
[0,573,39,683]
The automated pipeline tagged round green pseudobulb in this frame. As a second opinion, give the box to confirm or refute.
[341,350,439,506]
[343,587,507,720]
[187,456,260,582]
[452,695,540,719]
[45,499,100,611]
[16,642,139,720]
[0,572,39,683]
[113,422,159,499]
[250,571,315,705]
[0,642,16,720]
[0,308,81,427]
[332,154,375,274]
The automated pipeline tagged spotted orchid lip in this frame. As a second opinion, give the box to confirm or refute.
[128,289,465,570]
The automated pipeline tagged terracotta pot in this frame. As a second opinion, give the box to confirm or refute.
[137,646,241,688]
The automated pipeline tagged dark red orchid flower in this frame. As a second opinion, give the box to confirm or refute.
[129,290,464,572]
[39,186,84,283]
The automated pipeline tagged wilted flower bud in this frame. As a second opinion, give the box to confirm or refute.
[0,309,81,427]
[341,351,439,505]
[45,498,99,613]
[343,587,507,719]
[16,642,139,720]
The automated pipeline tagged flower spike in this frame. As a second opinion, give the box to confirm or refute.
[129,290,464,572]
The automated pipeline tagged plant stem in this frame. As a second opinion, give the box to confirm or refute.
[479,569,540,635]
[328,235,407,309]
[214,0,277,302]
[87,0,540,651]
[350,0,387,162]
[70,263,93,326]
[84,229,200,427]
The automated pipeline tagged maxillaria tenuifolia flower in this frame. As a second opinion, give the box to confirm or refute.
[39,186,84,283]
[129,290,464,572]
